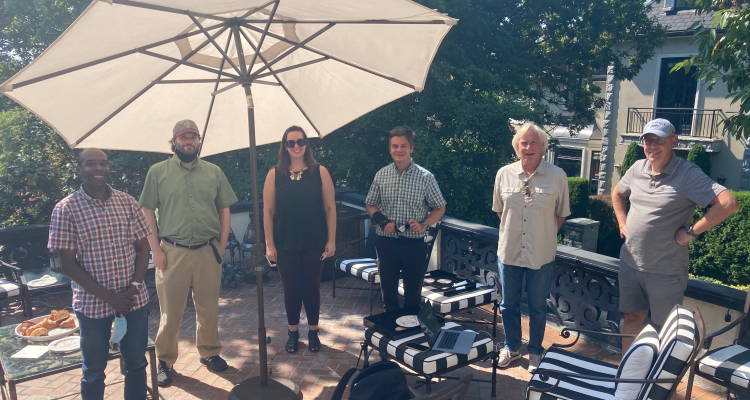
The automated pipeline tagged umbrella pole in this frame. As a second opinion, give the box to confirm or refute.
[227,82,300,399]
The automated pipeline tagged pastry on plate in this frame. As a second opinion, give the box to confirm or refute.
[58,316,76,329]
[27,326,48,337]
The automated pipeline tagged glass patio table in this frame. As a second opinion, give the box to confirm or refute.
[0,325,158,400]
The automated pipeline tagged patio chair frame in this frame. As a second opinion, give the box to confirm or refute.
[0,260,33,324]
[684,288,750,400]
[531,307,706,400]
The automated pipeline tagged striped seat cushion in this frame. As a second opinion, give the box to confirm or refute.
[527,347,619,400]
[637,305,696,400]
[337,258,380,283]
[615,324,659,400]
[398,279,498,313]
[0,279,21,301]
[697,345,750,389]
[364,322,493,375]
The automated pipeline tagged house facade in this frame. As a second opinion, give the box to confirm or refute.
[590,1,749,195]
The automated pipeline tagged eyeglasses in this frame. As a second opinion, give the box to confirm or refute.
[522,178,531,199]
[641,137,667,146]
[285,139,306,148]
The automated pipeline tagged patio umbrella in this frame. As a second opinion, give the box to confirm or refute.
[1,0,455,397]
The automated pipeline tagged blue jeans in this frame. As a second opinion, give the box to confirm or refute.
[76,305,149,400]
[498,260,553,355]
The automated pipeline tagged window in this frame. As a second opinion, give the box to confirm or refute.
[554,147,583,178]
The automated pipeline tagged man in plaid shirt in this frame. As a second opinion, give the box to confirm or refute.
[48,148,152,400]
[366,126,446,312]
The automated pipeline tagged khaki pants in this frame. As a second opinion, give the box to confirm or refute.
[155,240,223,367]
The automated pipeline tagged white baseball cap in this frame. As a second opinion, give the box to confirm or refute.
[641,118,675,138]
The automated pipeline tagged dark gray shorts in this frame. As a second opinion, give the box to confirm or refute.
[618,265,688,326]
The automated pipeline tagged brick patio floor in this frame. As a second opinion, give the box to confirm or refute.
[1,271,727,399]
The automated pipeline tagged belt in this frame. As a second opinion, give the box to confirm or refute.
[161,237,222,264]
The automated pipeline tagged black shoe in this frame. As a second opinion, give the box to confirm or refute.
[157,360,173,387]
[200,355,228,372]
[308,330,321,353]
[286,330,300,354]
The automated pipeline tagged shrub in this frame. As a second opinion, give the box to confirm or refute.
[567,177,589,219]
[620,141,645,177]
[689,191,750,286]
[687,143,711,177]
[589,195,623,257]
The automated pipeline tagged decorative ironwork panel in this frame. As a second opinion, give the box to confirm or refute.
[440,231,500,293]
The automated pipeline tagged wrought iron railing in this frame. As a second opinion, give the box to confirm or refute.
[627,108,724,138]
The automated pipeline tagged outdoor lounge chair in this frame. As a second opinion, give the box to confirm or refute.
[684,287,750,400]
[527,304,705,400]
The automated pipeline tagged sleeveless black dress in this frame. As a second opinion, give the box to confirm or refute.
[273,165,328,252]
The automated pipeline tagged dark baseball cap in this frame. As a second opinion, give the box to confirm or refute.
[173,119,200,138]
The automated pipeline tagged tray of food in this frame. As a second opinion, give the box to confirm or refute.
[16,309,78,342]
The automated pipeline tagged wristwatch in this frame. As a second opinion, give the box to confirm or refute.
[130,281,144,291]
[685,225,699,237]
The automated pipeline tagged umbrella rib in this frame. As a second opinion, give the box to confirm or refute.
[200,31,235,157]
[154,79,237,84]
[253,80,281,86]
[105,0,230,23]
[212,82,240,96]
[75,25,230,146]
[248,0,279,74]
[238,27,322,136]
[7,24,224,90]
[138,50,240,79]
[250,23,335,78]
[238,0,277,20]
[253,57,329,79]
[189,13,242,76]
[242,23,416,90]
[243,19,449,25]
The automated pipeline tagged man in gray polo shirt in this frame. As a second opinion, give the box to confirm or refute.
[613,118,738,350]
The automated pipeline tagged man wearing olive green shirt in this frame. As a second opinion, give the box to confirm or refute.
[139,119,238,387]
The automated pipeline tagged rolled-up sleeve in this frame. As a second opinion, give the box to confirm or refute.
[492,170,503,213]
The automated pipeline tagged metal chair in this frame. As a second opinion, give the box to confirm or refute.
[411,374,473,400]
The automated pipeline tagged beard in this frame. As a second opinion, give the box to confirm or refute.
[174,144,199,163]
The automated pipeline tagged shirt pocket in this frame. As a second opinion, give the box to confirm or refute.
[533,186,556,211]
[501,186,523,208]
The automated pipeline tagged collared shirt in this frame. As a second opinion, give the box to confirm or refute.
[48,185,151,319]
[492,160,570,269]
[618,153,725,275]
[365,160,446,239]
[139,157,238,244]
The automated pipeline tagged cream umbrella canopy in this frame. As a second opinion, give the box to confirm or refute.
[1,0,455,396]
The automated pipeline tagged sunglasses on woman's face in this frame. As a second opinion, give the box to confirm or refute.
[285,139,306,148]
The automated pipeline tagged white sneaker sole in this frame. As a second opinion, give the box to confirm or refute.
[497,353,522,368]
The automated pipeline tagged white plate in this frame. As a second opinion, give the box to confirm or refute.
[396,315,419,328]
[49,336,81,354]
[437,279,452,284]
[26,275,58,289]
[423,278,435,283]
[15,314,79,342]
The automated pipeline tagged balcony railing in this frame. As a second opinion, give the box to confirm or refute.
[627,107,724,139]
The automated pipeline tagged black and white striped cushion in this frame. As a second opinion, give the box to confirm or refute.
[397,279,498,313]
[337,258,380,283]
[615,324,659,399]
[364,322,493,375]
[637,305,696,400]
[0,279,21,301]
[527,347,619,400]
[697,345,750,388]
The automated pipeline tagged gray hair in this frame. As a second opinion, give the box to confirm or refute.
[511,123,548,158]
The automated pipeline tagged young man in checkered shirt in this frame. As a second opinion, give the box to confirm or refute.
[48,148,152,400]
[365,126,446,312]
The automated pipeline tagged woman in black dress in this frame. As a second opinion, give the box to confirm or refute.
[263,126,336,354]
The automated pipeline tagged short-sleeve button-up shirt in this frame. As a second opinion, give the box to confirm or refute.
[492,160,570,269]
[618,153,726,275]
[365,161,447,239]
[48,185,151,319]
[139,157,238,244]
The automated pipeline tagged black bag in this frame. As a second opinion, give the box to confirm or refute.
[332,349,414,400]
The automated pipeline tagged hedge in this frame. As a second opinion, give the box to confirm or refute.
[687,143,711,177]
[689,190,750,286]
[567,178,589,219]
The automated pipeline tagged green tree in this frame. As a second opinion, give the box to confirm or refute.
[620,141,645,178]
[674,0,750,140]
[687,143,711,176]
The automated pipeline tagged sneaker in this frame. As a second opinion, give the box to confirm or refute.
[528,353,543,373]
[497,348,522,368]
[157,360,173,387]
[200,355,229,372]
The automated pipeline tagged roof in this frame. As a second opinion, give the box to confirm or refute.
[550,124,602,141]
[647,5,715,35]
